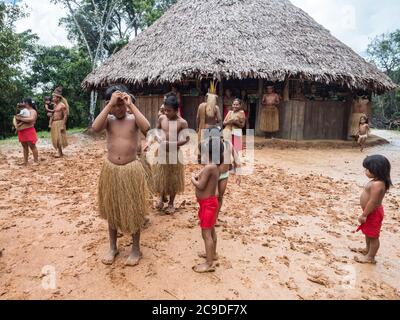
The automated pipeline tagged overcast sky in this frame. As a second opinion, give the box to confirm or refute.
[15,0,400,56]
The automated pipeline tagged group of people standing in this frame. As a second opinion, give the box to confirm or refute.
[13,87,69,164]
[92,83,243,273]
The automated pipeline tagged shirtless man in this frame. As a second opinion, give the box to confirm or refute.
[260,85,280,137]
[92,85,151,266]
[51,87,69,157]
[154,95,190,214]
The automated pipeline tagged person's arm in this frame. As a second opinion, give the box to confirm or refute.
[15,110,37,124]
[61,104,68,129]
[124,94,150,135]
[196,104,201,130]
[176,121,190,147]
[223,112,231,126]
[358,182,385,224]
[191,167,210,191]
[92,100,114,133]
[230,112,246,128]
[216,105,222,125]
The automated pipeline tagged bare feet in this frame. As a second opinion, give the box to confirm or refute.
[354,255,377,265]
[165,205,176,215]
[156,200,164,211]
[350,247,368,255]
[32,162,40,166]
[125,251,142,267]
[192,263,215,273]
[198,252,219,261]
[101,249,119,265]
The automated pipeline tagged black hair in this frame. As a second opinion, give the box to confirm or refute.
[363,155,393,191]
[359,116,369,124]
[104,84,130,101]
[199,136,224,165]
[164,95,179,110]
[165,91,177,99]
[233,98,242,104]
[23,97,37,111]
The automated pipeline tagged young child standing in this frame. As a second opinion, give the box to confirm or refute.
[357,116,370,152]
[354,155,392,264]
[191,137,223,273]
[154,95,189,214]
[92,85,151,267]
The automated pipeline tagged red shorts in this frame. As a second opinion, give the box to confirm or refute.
[198,196,219,229]
[18,127,37,145]
[357,206,384,239]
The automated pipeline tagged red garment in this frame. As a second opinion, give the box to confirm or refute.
[18,127,37,145]
[232,135,243,152]
[357,206,384,238]
[198,196,219,229]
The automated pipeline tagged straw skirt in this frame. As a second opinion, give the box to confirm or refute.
[260,107,279,133]
[51,120,68,149]
[98,159,149,234]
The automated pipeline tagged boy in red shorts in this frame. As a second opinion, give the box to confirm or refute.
[191,137,224,273]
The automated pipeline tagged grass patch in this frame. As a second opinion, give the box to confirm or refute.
[0,128,86,145]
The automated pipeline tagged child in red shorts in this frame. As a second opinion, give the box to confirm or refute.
[353,155,392,264]
[191,137,224,273]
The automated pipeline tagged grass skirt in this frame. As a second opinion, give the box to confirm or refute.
[153,149,185,196]
[260,107,279,132]
[51,120,68,149]
[98,159,149,234]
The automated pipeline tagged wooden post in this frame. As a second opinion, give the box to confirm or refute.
[218,79,224,121]
[283,77,290,102]
[255,78,264,136]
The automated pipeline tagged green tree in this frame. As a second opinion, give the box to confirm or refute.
[0,2,37,138]
[52,0,176,125]
[28,45,92,131]
[367,30,400,129]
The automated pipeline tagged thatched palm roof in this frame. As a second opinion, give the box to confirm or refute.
[82,0,396,93]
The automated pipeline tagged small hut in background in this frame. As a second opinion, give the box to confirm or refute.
[82,0,396,140]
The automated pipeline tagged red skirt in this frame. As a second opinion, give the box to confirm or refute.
[357,206,384,239]
[198,196,219,229]
[18,127,37,145]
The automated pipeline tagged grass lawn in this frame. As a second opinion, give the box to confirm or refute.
[0,128,86,146]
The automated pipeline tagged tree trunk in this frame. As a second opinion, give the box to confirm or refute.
[88,90,98,126]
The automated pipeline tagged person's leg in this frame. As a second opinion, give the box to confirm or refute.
[350,235,369,255]
[217,178,228,221]
[355,237,379,264]
[102,224,119,265]
[28,142,39,163]
[156,194,164,210]
[198,227,219,260]
[126,231,141,266]
[211,227,217,257]
[57,146,63,157]
[22,142,29,165]
[193,229,215,273]
[166,193,176,214]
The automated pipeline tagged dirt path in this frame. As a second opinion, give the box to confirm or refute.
[0,131,399,300]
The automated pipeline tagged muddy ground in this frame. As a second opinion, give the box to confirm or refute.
[0,130,399,300]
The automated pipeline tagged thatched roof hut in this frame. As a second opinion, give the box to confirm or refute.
[82,0,395,93]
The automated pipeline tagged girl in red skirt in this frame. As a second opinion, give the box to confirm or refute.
[15,98,39,166]
[354,155,392,264]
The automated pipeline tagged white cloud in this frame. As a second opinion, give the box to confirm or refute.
[13,0,400,55]
[15,0,71,47]
[290,0,400,55]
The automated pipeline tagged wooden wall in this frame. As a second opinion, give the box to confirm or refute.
[136,96,164,128]
[278,100,350,140]
[136,95,350,140]
[136,95,205,129]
